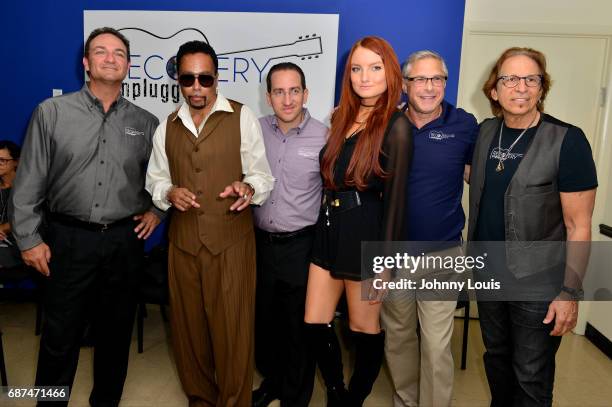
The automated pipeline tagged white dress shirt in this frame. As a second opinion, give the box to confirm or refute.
[146,94,275,210]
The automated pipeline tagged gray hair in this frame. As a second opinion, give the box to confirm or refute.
[402,50,448,77]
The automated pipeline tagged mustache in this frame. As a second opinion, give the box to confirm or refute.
[188,95,208,110]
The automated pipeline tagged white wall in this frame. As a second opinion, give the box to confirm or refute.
[466,0,612,28]
[461,0,612,339]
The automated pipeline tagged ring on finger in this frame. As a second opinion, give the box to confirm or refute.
[242,193,249,200]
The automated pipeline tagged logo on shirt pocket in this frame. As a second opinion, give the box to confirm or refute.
[125,127,145,137]
[297,148,319,159]
[429,130,455,141]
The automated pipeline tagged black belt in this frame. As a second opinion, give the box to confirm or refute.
[323,190,381,213]
[256,225,315,243]
[48,212,135,232]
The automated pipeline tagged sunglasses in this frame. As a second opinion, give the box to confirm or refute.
[177,74,215,88]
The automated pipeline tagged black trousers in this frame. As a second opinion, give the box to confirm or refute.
[477,301,562,407]
[254,227,316,407]
[35,218,143,407]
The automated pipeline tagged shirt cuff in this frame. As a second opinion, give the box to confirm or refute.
[16,233,43,252]
[244,176,273,206]
[151,184,173,211]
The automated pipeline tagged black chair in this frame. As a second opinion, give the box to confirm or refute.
[0,264,43,386]
[456,293,471,370]
[0,265,43,335]
[137,245,169,353]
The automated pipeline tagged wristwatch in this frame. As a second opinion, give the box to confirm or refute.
[560,285,584,301]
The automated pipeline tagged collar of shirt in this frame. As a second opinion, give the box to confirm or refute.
[171,93,233,137]
[266,108,311,136]
[80,83,125,114]
[403,100,451,133]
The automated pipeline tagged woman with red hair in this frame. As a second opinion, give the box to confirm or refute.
[305,36,413,406]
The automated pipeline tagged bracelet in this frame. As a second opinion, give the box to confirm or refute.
[244,182,255,196]
[560,285,584,301]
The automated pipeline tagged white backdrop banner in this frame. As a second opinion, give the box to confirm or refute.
[84,10,339,123]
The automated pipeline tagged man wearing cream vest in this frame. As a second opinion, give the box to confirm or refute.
[146,40,274,407]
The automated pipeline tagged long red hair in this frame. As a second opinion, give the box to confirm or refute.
[321,36,402,190]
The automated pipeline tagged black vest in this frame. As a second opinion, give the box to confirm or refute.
[468,116,567,278]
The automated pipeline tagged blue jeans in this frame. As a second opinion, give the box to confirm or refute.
[477,301,562,407]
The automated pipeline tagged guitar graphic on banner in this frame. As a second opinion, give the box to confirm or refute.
[118,27,324,80]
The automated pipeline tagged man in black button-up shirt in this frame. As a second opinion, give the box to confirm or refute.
[10,27,161,407]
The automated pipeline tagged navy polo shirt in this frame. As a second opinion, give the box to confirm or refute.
[404,101,478,242]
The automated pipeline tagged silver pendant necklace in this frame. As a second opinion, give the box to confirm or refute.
[496,113,539,172]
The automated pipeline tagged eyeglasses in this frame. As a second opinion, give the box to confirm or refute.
[270,88,303,98]
[177,74,215,88]
[497,75,543,88]
[404,76,447,87]
[0,158,14,166]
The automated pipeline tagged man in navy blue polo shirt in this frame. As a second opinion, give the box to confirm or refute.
[381,50,478,407]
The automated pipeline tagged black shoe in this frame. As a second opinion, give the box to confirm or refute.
[252,385,278,407]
